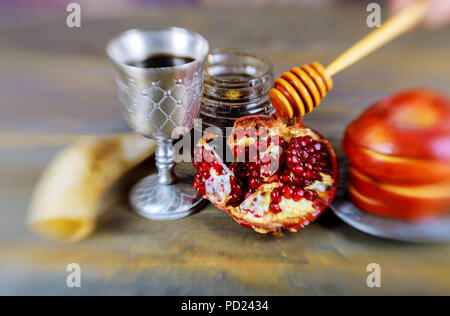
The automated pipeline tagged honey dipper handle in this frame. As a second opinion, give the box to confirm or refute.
[326,0,428,77]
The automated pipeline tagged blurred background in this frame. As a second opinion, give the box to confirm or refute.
[0,0,449,296]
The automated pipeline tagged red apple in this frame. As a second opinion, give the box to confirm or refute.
[344,89,450,221]
[348,167,450,221]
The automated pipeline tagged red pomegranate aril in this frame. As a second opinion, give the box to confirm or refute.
[201,161,211,172]
[193,174,206,196]
[201,170,210,179]
[250,170,259,178]
[271,189,282,203]
[286,147,297,157]
[292,188,305,201]
[278,137,287,148]
[303,170,313,179]
[288,155,301,166]
[281,185,293,199]
[305,190,318,201]
[197,184,206,196]
[292,165,304,176]
[314,143,322,151]
[281,173,291,183]
[229,192,240,204]
[232,183,242,194]
[270,202,282,214]
[249,177,261,190]
[304,136,314,144]
[292,175,303,185]
[212,161,223,173]
[249,161,260,170]
[313,165,323,172]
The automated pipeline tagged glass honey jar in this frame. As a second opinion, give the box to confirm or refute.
[197,48,274,137]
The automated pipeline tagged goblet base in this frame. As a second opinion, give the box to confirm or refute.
[130,173,205,220]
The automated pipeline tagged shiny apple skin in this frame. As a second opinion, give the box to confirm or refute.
[343,137,450,185]
[348,167,450,222]
[345,90,450,161]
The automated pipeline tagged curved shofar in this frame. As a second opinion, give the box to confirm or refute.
[27,134,156,243]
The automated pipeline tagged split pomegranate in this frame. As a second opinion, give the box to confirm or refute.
[192,115,339,234]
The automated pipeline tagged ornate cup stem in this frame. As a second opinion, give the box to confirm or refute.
[155,139,176,185]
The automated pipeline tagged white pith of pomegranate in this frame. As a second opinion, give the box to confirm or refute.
[193,116,338,234]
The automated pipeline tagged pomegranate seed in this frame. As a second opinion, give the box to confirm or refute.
[201,170,211,180]
[292,165,304,176]
[281,173,291,183]
[212,161,223,173]
[305,190,318,201]
[305,136,314,144]
[201,161,211,172]
[229,192,240,203]
[286,147,297,157]
[287,155,300,166]
[313,165,323,172]
[292,188,305,201]
[314,143,322,151]
[303,170,313,179]
[271,189,282,203]
[270,202,282,214]
[301,151,309,160]
[281,186,293,199]
[292,175,303,185]
[249,177,261,190]
[249,161,260,170]
[250,170,259,178]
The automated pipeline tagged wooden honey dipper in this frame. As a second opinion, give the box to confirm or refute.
[270,0,429,118]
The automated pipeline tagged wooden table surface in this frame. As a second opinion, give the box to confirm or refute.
[1,4,449,295]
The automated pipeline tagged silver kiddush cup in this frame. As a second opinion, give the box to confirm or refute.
[107,28,209,220]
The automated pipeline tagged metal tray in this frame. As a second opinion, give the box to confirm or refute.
[331,159,450,243]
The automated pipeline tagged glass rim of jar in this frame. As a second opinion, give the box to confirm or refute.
[203,48,273,88]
